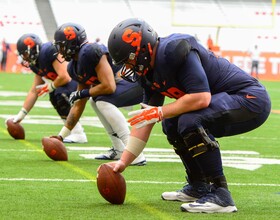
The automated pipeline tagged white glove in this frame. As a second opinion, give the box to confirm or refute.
[13,107,28,123]
[128,103,163,129]
[69,89,90,106]
[36,77,56,97]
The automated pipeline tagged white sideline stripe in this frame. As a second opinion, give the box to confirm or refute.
[0,178,279,187]
[0,147,264,155]
[0,91,28,97]
[0,114,104,127]
[0,100,52,108]
[1,111,278,139]
[67,147,260,155]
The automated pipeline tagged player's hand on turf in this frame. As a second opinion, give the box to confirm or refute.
[36,77,56,97]
[69,89,90,106]
[13,108,28,123]
[50,135,63,142]
[128,103,163,129]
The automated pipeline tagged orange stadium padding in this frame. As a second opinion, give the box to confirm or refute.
[4,44,18,71]
[221,50,280,81]
[3,44,280,81]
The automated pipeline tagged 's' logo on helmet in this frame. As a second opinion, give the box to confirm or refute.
[122,29,141,48]
[64,26,76,40]
[23,37,35,48]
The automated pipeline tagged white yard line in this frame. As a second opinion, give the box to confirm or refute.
[0,177,279,187]
[1,146,280,170]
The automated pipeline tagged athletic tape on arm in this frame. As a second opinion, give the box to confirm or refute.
[125,136,146,156]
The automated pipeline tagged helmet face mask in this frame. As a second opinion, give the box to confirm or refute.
[120,52,145,83]
[53,23,88,62]
[16,34,42,66]
[53,40,73,62]
[108,18,158,82]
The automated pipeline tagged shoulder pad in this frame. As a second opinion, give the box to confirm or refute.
[165,39,191,67]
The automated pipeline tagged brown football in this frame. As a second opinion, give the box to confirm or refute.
[5,118,25,139]
[42,137,68,161]
[97,163,126,204]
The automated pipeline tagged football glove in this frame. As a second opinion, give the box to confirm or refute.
[69,89,90,106]
[36,77,56,97]
[13,107,28,123]
[128,103,163,129]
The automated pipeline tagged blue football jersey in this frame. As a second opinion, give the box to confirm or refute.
[142,34,260,102]
[67,43,121,85]
[30,42,58,81]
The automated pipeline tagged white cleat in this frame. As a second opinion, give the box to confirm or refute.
[95,148,146,166]
[131,152,146,166]
[63,132,88,143]
[161,191,198,202]
[180,187,237,213]
[95,148,122,160]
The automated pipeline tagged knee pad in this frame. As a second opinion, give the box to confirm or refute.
[167,136,211,183]
[183,127,219,158]
[167,136,186,155]
[50,93,71,118]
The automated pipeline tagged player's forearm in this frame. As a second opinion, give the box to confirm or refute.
[120,150,137,167]
[89,83,116,97]
[130,124,154,142]
[163,92,211,118]
[53,76,70,88]
[65,99,87,130]
[22,90,38,112]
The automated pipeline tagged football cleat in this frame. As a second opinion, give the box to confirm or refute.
[95,148,122,160]
[63,132,88,143]
[130,152,146,166]
[180,187,237,213]
[95,148,147,166]
[161,181,213,202]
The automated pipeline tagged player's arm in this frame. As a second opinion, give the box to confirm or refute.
[159,50,211,119]
[67,55,116,105]
[57,83,89,140]
[128,51,211,128]
[36,54,71,97]
[110,92,161,172]
[13,75,44,123]
[109,124,154,173]
[128,91,210,129]
[123,123,153,161]
[52,54,71,87]
[89,54,116,96]
[24,74,44,111]
[162,92,211,119]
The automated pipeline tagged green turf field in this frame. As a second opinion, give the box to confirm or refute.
[0,72,279,220]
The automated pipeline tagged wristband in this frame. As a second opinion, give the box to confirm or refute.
[51,82,56,90]
[80,89,90,98]
[21,107,28,115]
[13,107,28,123]
[125,136,146,157]
[58,126,71,139]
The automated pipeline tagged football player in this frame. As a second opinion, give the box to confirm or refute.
[12,33,87,143]
[106,18,271,213]
[52,23,146,165]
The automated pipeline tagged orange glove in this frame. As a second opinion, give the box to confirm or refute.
[128,103,163,129]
